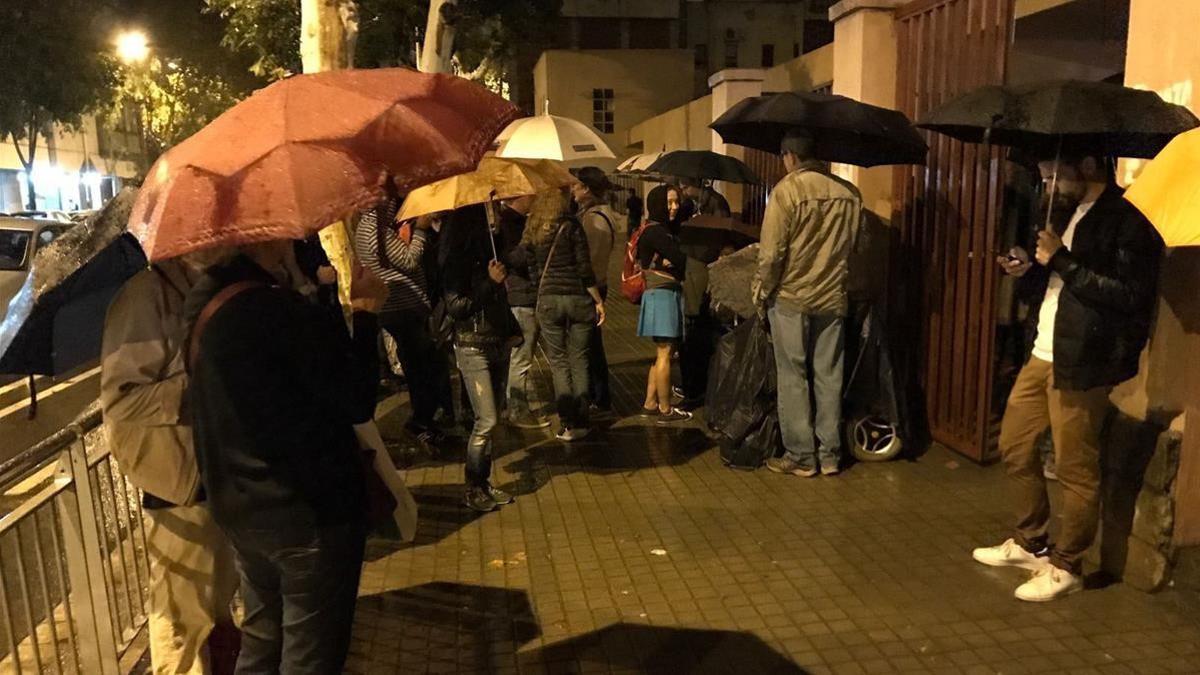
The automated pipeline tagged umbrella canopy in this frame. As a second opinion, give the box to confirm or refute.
[494,114,616,168]
[616,151,667,174]
[708,243,759,320]
[397,157,575,222]
[645,150,761,184]
[0,190,145,375]
[917,80,1199,158]
[710,91,928,166]
[1124,128,1200,247]
[128,68,519,261]
[678,214,759,264]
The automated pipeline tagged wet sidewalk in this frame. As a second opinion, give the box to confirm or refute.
[351,294,1200,675]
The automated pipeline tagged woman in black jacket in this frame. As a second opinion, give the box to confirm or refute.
[524,189,606,441]
[637,185,692,424]
[440,204,522,512]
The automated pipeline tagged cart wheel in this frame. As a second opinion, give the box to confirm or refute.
[847,415,902,462]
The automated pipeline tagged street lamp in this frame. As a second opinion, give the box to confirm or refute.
[115,30,149,64]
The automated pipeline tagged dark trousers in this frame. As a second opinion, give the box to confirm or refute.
[227,522,366,674]
[383,309,453,428]
[587,286,610,408]
[538,294,595,429]
[679,311,717,406]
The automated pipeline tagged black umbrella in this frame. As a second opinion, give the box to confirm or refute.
[678,214,759,264]
[644,150,761,184]
[710,91,929,166]
[0,189,145,378]
[917,80,1200,158]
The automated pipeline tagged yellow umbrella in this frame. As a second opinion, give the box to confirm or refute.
[1125,127,1200,247]
[396,156,574,222]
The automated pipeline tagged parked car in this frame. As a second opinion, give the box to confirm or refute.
[10,210,73,223]
[1,217,77,322]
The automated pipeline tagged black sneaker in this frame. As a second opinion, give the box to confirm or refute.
[464,486,498,512]
[486,483,514,505]
[406,421,447,446]
[655,408,693,425]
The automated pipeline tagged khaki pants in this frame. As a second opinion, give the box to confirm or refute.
[145,504,239,675]
[998,358,1109,575]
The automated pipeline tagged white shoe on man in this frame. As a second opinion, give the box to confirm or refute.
[1014,563,1083,602]
[971,538,1046,571]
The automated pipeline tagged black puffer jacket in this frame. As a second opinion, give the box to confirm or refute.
[528,216,595,298]
[1025,186,1163,391]
[498,207,536,308]
[441,206,522,349]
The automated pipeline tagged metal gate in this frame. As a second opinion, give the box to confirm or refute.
[892,0,1013,461]
[741,148,786,225]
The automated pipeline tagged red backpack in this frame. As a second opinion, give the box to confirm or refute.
[621,221,651,303]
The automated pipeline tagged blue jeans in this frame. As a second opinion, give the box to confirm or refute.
[506,306,539,413]
[537,294,595,429]
[769,305,845,471]
[227,522,366,674]
[455,344,509,486]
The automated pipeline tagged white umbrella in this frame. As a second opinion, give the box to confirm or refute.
[495,112,616,169]
[616,151,668,173]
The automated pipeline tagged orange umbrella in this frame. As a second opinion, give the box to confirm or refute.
[128,68,519,261]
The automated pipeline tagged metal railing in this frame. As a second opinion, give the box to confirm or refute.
[0,404,149,674]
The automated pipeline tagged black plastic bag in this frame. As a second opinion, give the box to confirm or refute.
[705,317,777,450]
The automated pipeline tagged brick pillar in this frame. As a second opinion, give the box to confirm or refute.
[828,0,906,219]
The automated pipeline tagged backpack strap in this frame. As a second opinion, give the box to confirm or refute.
[187,281,268,373]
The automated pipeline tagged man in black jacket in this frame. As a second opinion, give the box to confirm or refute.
[186,240,387,672]
[973,155,1163,602]
[441,205,522,512]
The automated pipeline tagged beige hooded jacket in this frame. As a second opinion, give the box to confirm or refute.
[100,261,200,505]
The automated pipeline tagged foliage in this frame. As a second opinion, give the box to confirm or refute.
[109,59,246,162]
[205,0,303,80]
[0,0,117,182]
[104,1,261,165]
[205,0,560,92]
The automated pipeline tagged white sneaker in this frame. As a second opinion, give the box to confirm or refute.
[1014,564,1082,602]
[555,427,590,442]
[972,538,1046,571]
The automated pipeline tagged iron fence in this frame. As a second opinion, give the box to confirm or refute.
[0,404,149,674]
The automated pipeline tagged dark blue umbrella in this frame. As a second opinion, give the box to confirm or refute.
[0,189,145,380]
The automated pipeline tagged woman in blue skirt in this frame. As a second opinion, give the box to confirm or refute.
[637,185,692,424]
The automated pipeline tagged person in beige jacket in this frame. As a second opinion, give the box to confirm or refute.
[756,129,864,478]
[100,259,238,674]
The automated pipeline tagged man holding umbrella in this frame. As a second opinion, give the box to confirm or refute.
[974,154,1162,601]
[757,129,864,478]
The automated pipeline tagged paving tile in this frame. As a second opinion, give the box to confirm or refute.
[346,290,1200,674]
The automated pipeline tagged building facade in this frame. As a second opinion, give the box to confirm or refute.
[0,112,142,214]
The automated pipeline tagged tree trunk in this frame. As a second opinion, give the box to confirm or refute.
[301,0,359,314]
[11,121,40,210]
[301,0,357,72]
[418,0,458,74]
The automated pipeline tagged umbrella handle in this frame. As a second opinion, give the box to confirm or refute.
[486,197,500,261]
[1043,136,1063,233]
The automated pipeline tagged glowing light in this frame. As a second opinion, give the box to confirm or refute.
[115,30,150,64]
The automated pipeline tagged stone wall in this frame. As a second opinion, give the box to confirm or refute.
[1086,412,1183,592]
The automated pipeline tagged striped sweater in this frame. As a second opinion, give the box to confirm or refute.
[354,198,431,315]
